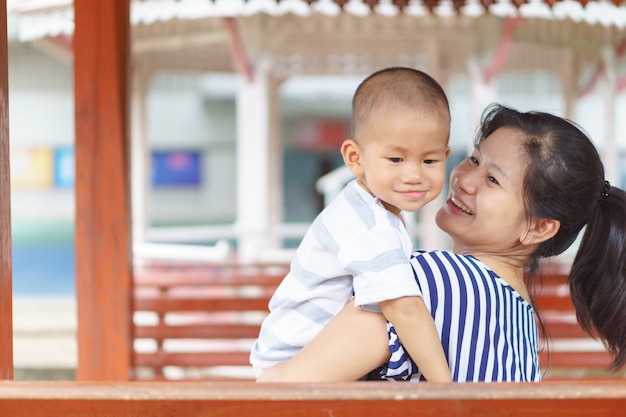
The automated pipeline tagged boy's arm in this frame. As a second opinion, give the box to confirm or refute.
[257,301,390,382]
[379,296,452,382]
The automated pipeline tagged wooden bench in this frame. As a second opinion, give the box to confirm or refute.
[132,261,619,381]
[2,380,626,417]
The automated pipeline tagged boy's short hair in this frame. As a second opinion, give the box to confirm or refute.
[351,67,450,140]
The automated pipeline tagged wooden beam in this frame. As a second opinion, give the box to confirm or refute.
[1,380,626,417]
[222,17,254,83]
[483,16,523,84]
[0,0,13,381]
[73,0,133,380]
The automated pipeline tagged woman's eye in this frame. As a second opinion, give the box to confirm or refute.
[488,176,500,185]
[469,156,479,165]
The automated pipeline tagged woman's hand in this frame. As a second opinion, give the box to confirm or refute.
[256,301,390,382]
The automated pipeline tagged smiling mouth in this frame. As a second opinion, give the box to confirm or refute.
[451,196,473,215]
[401,190,427,199]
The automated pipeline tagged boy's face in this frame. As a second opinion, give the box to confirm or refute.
[343,106,450,216]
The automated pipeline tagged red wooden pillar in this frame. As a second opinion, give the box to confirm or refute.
[0,0,13,381]
[74,0,133,380]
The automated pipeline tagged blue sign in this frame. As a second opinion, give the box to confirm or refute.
[151,150,202,187]
[54,147,74,188]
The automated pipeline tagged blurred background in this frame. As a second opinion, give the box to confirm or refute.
[5,0,626,378]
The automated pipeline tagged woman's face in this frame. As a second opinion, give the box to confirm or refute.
[436,127,532,255]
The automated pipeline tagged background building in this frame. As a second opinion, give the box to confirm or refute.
[7,6,626,294]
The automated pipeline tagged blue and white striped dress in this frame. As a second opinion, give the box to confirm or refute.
[383,250,541,382]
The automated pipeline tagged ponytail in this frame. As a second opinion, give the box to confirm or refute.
[569,185,626,369]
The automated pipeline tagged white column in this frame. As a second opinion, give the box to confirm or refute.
[267,75,284,252]
[602,45,617,184]
[417,42,447,251]
[130,66,151,255]
[467,53,497,142]
[235,56,281,263]
[561,50,577,120]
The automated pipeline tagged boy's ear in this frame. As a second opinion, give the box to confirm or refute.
[520,218,560,246]
[341,139,363,177]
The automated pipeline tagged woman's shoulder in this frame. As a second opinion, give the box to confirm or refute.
[410,250,492,273]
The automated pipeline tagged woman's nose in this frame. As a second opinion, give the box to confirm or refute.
[453,169,476,194]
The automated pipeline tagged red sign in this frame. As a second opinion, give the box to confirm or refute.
[294,119,348,152]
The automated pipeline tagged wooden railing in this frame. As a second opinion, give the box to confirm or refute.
[132,262,288,380]
[131,261,620,380]
[533,271,617,378]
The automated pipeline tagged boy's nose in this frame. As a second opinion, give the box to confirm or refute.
[402,166,424,183]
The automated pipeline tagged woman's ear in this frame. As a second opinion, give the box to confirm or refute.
[340,139,363,177]
[521,218,561,246]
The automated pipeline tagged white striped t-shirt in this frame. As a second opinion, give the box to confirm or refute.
[250,179,420,370]
[384,250,541,382]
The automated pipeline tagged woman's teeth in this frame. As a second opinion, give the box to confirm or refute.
[451,196,472,214]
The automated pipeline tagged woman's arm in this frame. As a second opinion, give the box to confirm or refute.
[257,300,390,382]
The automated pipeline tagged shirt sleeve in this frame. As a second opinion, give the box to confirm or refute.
[337,224,422,311]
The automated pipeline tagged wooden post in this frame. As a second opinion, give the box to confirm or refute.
[0,0,13,381]
[73,0,132,380]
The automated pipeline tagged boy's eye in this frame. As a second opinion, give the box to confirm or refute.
[424,159,437,165]
[389,157,402,163]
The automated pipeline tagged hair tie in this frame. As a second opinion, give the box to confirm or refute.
[602,180,610,198]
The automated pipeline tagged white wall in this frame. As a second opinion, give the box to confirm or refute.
[147,75,238,223]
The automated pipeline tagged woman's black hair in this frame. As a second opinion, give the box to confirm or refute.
[476,104,626,369]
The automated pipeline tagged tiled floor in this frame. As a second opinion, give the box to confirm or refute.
[13,296,76,379]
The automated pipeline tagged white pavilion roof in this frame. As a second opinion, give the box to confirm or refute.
[9,0,626,42]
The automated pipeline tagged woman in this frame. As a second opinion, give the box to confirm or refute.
[257,104,626,382]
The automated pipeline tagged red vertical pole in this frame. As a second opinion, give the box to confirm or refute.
[73,0,132,380]
[0,0,13,381]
